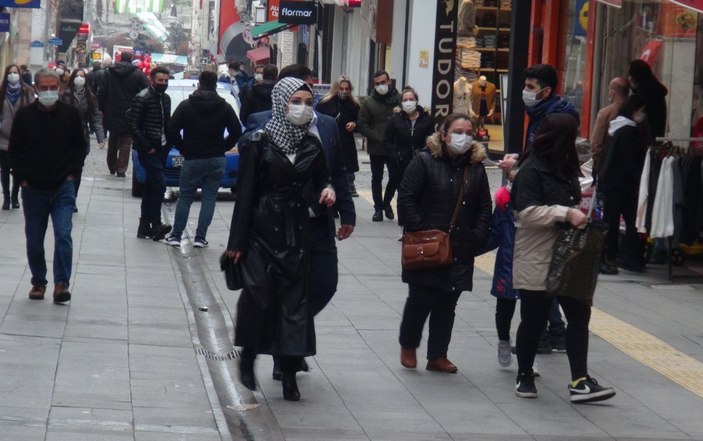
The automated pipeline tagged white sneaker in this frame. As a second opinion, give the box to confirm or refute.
[532,360,541,378]
[498,340,512,367]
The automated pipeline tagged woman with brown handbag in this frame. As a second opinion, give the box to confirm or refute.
[397,113,492,373]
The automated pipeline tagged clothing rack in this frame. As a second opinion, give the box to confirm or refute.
[650,137,703,281]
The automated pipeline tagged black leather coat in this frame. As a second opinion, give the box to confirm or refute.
[398,138,492,292]
[126,87,171,154]
[228,131,332,356]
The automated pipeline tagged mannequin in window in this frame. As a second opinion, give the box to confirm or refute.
[453,76,472,115]
[471,75,496,126]
[458,0,477,38]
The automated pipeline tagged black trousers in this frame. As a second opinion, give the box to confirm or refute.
[495,298,517,342]
[309,216,338,316]
[370,154,399,211]
[516,290,591,381]
[0,150,19,202]
[399,284,462,360]
[603,189,638,262]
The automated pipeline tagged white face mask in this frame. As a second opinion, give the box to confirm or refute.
[285,104,314,126]
[55,68,65,76]
[375,84,388,95]
[74,76,86,88]
[402,100,417,114]
[37,90,59,107]
[522,88,544,108]
[446,133,473,155]
[7,73,20,84]
[254,73,263,82]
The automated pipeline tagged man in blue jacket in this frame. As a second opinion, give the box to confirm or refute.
[500,64,579,354]
[243,64,356,376]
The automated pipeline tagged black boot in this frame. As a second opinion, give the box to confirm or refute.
[239,354,256,391]
[272,356,282,381]
[150,222,172,241]
[282,372,300,401]
[1,199,9,210]
[11,188,19,209]
[137,218,152,239]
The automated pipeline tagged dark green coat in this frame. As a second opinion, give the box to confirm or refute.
[357,88,400,156]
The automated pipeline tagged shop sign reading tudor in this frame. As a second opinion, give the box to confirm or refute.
[278,0,317,25]
[431,0,457,125]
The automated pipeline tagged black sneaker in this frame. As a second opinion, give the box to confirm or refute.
[550,336,567,353]
[599,262,619,275]
[193,237,209,248]
[568,376,616,403]
[372,210,383,222]
[515,371,537,398]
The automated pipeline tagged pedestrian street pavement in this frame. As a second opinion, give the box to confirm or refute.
[0,162,702,440]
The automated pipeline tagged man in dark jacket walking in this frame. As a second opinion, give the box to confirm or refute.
[164,71,242,247]
[126,66,172,241]
[239,64,277,124]
[9,68,87,303]
[357,70,401,221]
[98,51,149,177]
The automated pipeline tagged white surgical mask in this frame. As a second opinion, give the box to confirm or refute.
[522,88,543,108]
[254,73,263,82]
[285,104,314,126]
[74,76,86,89]
[446,133,472,155]
[375,84,388,95]
[55,68,65,76]
[7,73,20,84]
[402,100,417,114]
[37,90,59,107]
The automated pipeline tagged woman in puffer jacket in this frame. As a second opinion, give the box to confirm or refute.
[397,113,491,374]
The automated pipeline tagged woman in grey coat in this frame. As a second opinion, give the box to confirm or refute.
[0,64,35,209]
[60,68,105,210]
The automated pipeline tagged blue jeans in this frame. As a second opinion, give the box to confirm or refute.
[22,180,76,286]
[138,149,167,224]
[171,157,225,240]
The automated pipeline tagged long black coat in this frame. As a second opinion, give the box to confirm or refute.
[316,96,360,173]
[98,62,149,133]
[600,123,647,194]
[384,107,435,163]
[228,131,332,356]
[398,137,492,292]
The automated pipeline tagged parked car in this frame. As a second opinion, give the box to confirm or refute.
[131,79,242,197]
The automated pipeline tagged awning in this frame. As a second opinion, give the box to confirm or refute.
[151,53,188,65]
[251,20,294,39]
[246,46,271,64]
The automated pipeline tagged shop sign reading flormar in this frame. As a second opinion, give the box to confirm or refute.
[670,0,703,14]
[431,0,457,125]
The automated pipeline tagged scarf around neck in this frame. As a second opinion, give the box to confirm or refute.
[264,77,313,155]
[6,82,21,106]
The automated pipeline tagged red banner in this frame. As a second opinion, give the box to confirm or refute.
[670,0,703,14]
[267,0,280,22]
[596,0,622,7]
[659,3,697,38]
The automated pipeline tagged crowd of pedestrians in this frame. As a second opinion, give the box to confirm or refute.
[0,55,639,406]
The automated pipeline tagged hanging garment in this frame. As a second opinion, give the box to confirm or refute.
[651,156,675,238]
[636,151,651,233]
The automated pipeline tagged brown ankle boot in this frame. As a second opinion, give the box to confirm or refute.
[426,357,458,373]
[400,348,417,369]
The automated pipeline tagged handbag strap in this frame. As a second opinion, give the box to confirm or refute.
[449,166,469,233]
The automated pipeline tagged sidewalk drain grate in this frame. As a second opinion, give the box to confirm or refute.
[195,347,240,361]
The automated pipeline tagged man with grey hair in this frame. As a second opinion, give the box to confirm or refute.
[9,68,87,303]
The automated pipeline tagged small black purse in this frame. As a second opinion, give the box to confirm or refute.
[219,252,243,291]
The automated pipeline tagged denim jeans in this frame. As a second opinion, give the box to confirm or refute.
[138,149,167,224]
[21,180,76,286]
[171,157,225,240]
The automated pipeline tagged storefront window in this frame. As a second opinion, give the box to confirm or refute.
[599,1,700,138]
[562,0,590,118]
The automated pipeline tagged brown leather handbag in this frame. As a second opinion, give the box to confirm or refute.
[401,167,468,270]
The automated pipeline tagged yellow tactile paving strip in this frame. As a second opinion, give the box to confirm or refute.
[476,252,703,398]
[360,189,703,397]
